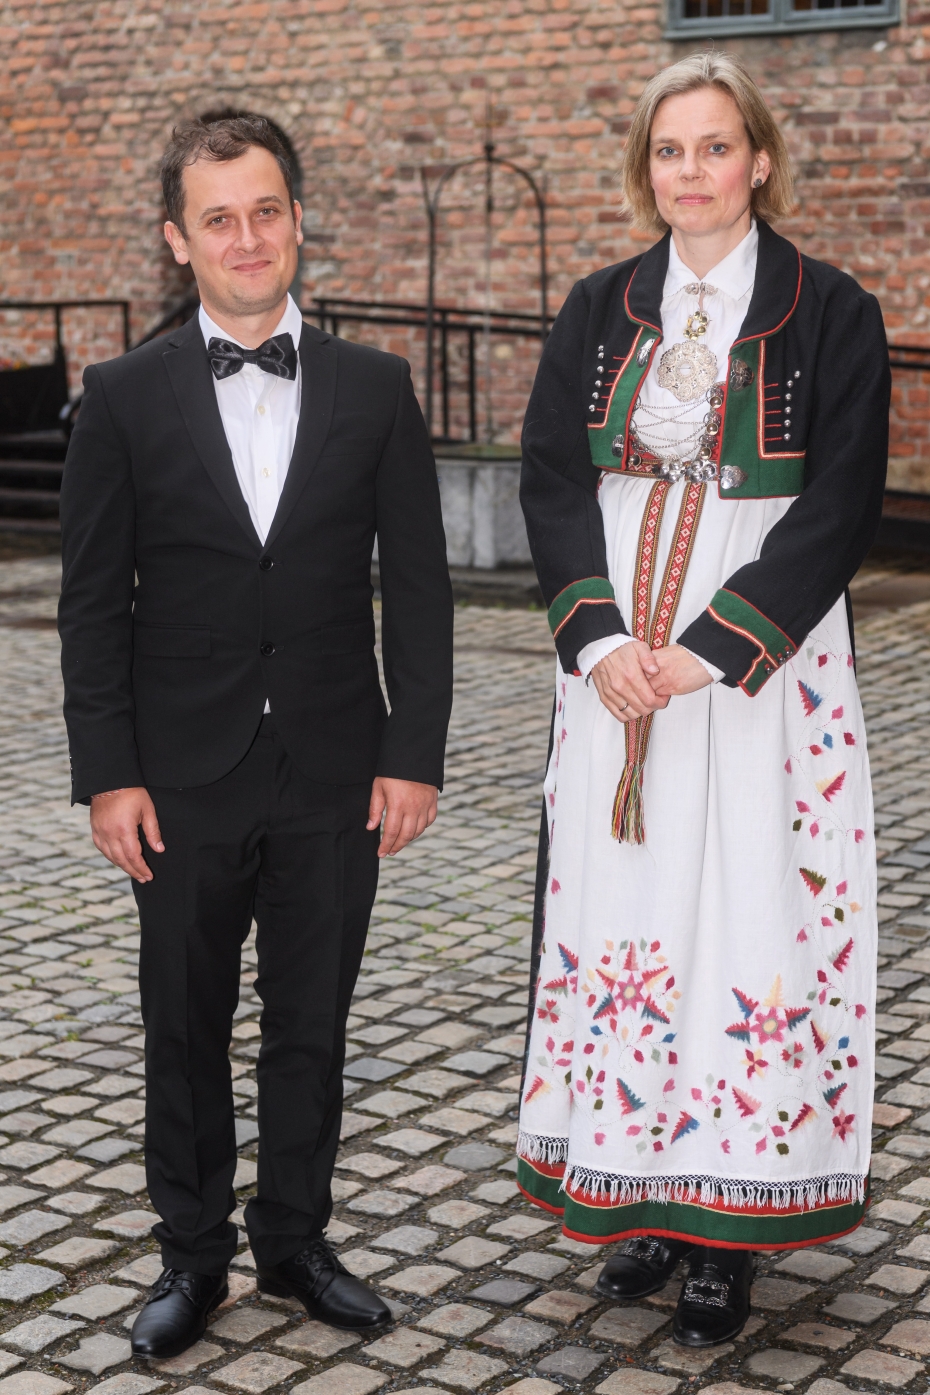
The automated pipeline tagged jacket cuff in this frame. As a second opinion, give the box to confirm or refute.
[548,578,628,675]
[679,589,796,696]
[71,757,147,807]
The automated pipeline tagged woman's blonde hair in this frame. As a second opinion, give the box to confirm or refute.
[621,52,795,233]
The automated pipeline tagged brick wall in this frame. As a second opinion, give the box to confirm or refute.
[0,0,925,478]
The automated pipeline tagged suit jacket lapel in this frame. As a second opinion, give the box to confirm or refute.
[161,317,262,549]
[264,323,338,551]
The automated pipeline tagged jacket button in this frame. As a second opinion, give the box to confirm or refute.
[259,557,274,571]
[260,643,275,657]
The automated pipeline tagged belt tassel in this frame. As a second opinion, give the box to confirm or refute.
[611,757,645,844]
[611,713,653,845]
[609,480,706,846]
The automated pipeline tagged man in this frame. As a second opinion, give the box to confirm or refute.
[58,114,453,1359]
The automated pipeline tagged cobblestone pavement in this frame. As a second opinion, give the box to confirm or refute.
[0,556,929,1395]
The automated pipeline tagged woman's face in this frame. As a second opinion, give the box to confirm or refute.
[648,86,770,238]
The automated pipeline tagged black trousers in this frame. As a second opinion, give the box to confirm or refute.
[133,715,379,1274]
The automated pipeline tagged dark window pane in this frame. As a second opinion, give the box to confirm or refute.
[675,0,889,29]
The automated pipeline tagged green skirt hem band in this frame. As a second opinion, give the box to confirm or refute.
[516,1158,870,1251]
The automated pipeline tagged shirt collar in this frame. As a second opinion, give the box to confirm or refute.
[663,221,758,303]
[198,293,304,352]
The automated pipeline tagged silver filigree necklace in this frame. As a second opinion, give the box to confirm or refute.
[656,282,718,403]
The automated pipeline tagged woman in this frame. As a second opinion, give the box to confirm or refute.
[517,52,888,1348]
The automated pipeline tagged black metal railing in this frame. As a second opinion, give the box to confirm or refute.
[132,291,200,349]
[0,299,132,355]
[309,297,554,444]
[889,344,930,372]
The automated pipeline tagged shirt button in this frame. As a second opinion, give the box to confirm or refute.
[262,467,271,478]
[260,642,275,657]
[257,405,266,416]
[259,557,274,571]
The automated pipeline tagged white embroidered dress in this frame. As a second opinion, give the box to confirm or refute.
[517,229,877,1249]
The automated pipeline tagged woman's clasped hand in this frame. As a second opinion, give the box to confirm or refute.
[590,642,712,722]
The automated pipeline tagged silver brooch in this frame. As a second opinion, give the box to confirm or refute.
[720,466,748,490]
[636,338,657,367]
[656,341,718,403]
[729,359,753,390]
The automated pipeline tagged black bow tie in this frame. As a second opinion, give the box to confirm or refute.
[207,333,297,382]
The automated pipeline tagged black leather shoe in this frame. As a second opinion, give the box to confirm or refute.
[673,1247,755,1346]
[131,1268,229,1358]
[595,1236,695,1300]
[256,1237,392,1332]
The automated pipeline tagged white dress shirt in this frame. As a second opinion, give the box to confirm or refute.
[578,223,759,684]
[200,295,304,713]
[199,294,303,545]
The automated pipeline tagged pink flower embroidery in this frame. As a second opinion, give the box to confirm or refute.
[751,1008,786,1045]
[832,1109,855,1142]
[617,974,644,1011]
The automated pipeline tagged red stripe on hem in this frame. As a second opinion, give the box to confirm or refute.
[558,1217,867,1252]
[517,1179,565,1216]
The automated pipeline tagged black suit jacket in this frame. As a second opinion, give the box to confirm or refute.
[58,315,454,803]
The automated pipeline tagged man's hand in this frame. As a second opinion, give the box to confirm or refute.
[367,777,438,858]
[90,787,165,883]
[590,641,670,723]
[650,645,714,697]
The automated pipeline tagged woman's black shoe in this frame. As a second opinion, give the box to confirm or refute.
[131,1268,229,1358]
[595,1236,695,1300]
[673,1247,755,1346]
[256,1237,392,1331]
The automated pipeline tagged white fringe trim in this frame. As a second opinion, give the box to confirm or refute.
[518,1131,568,1166]
[518,1132,866,1213]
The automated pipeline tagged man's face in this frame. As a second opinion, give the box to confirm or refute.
[164,145,303,321]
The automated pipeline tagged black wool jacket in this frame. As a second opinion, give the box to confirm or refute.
[521,219,891,692]
[59,316,454,803]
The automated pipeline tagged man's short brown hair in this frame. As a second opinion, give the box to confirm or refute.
[161,113,296,233]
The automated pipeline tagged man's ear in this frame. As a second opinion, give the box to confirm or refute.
[293,200,304,248]
[164,220,191,266]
